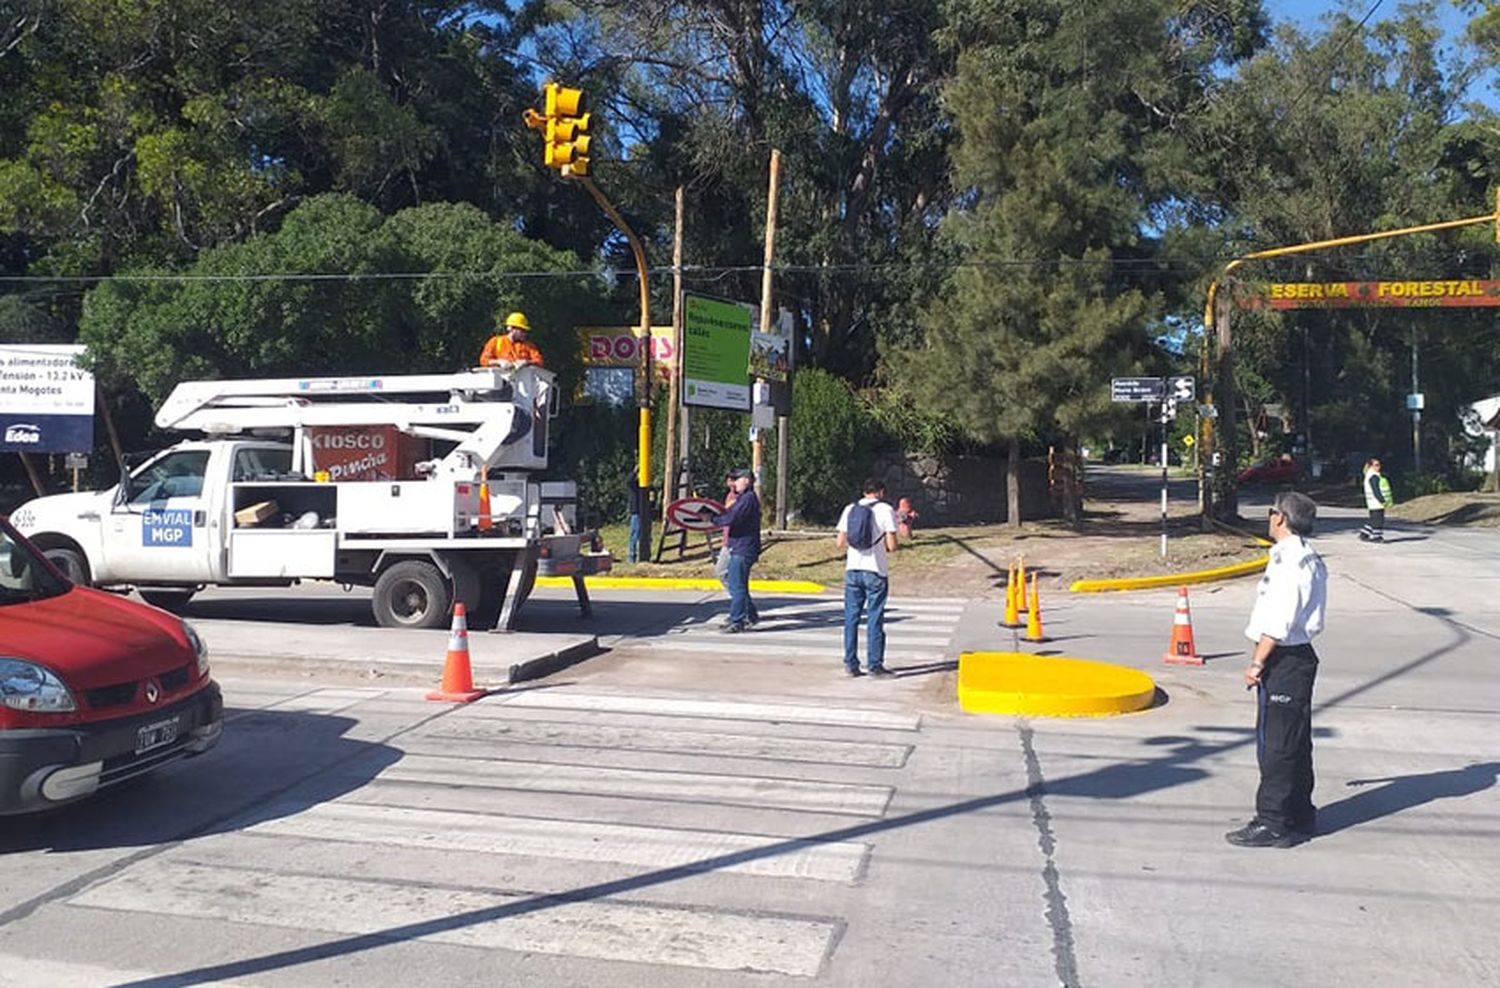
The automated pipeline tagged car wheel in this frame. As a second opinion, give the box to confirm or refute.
[139,589,197,612]
[372,560,452,630]
[42,546,91,586]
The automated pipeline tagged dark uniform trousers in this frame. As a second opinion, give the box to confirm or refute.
[1256,643,1319,832]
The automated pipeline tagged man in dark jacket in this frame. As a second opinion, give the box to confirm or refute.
[709,468,761,632]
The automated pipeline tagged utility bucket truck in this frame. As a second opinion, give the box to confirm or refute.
[10,365,609,630]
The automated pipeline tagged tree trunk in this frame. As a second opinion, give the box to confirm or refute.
[1007,437,1022,529]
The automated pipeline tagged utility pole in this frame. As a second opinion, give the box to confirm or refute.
[1411,330,1422,474]
[754,149,781,500]
[662,185,686,517]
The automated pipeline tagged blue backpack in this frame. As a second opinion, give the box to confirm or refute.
[846,501,881,550]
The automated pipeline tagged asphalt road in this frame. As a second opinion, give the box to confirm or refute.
[2,488,1496,987]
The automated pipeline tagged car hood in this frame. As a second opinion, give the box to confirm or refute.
[0,586,194,688]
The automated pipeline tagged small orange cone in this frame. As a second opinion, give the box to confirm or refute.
[1024,573,1046,642]
[477,482,493,533]
[1162,586,1203,665]
[427,603,487,703]
[1016,555,1029,612]
[1003,564,1021,627]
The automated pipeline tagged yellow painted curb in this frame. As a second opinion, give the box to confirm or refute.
[957,651,1157,718]
[1069,554,1267,593]
[535,576,826,594]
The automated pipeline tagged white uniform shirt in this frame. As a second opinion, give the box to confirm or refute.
[1244,535,1328,645]
[837,498,899,578]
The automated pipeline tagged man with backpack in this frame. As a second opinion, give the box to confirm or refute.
[837,479,900,678]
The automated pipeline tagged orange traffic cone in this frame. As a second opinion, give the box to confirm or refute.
[1162,586,1203,665]
[1025,573,1046,643]
[477,481,493,533]
[427,603,487,702]
[1003,564,1021,627]
[1016,555,1029,612]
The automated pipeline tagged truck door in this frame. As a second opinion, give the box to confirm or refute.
[104,448,218,583]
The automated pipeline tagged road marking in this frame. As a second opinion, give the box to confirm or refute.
[268,688,388,714]
[246,801,870,882]
[380,754,894,817]
[70,863,837,977]
[0,955,252,988]
[495,691,921,731]
[416,718,912,767]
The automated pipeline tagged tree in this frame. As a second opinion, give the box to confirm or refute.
[78,194,605,404]
[895,0,1263,525]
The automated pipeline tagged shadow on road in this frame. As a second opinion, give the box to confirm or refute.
[0,707,401,855]
[1317,762,1500,836]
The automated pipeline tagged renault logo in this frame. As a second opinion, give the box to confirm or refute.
[144,680,160,704]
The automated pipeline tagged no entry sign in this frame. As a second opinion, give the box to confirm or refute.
[664,496,725,532]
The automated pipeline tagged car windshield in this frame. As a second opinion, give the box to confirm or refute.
[0,520,70,605]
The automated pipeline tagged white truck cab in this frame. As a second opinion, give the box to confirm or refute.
[11,366,608,629]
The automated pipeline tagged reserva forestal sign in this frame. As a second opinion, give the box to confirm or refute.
[1237,279,1500,309]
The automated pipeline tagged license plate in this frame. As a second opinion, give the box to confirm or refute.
[134,717,180,755]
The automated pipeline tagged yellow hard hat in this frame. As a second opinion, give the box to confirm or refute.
[504,311,531,332]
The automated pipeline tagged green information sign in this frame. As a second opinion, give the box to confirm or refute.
[681,293,752,410]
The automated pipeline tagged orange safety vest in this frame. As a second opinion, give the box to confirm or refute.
[479,334,544,367]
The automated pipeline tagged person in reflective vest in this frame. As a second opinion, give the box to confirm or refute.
[480,311,545,367]
[1359,458,1393,543]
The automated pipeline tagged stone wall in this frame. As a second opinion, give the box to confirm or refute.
[869,453,1054,525]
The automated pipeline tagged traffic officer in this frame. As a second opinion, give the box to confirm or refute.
[1226,490,1328,848]
[480,311,545,367]
[1359,457,1394,542]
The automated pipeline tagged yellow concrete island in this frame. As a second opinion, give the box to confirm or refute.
[957,652,1157,717]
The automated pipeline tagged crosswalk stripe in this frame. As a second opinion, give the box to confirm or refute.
[380,753,893,817]
[494,691,921,731]
[245,801,870,882]
[69,862,837,977]
[651,629,954,647]
[0,955,251,988]
[415,718,912,767]
[627,640,949,663]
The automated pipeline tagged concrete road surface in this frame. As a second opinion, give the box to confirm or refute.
[1,496,1495,987]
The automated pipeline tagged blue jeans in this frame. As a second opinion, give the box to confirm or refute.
[628,514,642,563]
[843,569,889,671]
[726,551,758,625]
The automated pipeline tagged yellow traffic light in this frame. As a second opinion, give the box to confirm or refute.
[525,83,591,177]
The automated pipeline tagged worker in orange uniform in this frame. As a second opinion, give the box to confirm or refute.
[480,311,545,367]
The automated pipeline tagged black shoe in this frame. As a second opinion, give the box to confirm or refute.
[723,621,747,634]
[868,666,895,678]
[845,667,865,678]
[1289,809,1318,836]
[1224,821,1301,848]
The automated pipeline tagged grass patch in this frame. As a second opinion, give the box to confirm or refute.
[1390,492,1500,528]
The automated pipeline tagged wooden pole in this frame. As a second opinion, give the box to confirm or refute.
[662,185,686,520]
[18,452,46,497]
[755,148,782,501]
[97,384,125,467]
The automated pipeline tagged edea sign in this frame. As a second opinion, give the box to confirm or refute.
[0,344,95,453]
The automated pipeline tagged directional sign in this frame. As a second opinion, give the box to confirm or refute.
[664,496,726,533]
[1168,375,1196,402]
[1182,434,1196,447]
[1111,377,1164,403]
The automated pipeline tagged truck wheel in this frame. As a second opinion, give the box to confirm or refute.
[372,560,452,630]
[139,589,197,612]
[43,546,91,586]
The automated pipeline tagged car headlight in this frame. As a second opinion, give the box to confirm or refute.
[0,658,77,713]
[182,621,210,677]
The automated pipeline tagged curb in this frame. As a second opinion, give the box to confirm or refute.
[506,635,603,684]
[1069,519,1272,593]
[535,576,826,594]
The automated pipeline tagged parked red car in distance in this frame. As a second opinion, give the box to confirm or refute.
[1237,455,1303,485]
[0,515,222,815]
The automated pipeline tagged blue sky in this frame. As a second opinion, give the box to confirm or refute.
[1266,0,1495,106]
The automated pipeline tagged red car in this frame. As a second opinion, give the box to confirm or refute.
[0,515,222,815]
[1237,456,1303,485]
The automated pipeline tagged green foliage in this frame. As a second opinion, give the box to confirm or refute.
[862,387,965,456]
[77,195,605,402]
[788,369,878,522]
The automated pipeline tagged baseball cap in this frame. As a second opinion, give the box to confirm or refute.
[727,468,753,480]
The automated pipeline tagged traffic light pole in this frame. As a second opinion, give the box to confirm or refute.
[579,176,654,489]
[1202,196,1500,521]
